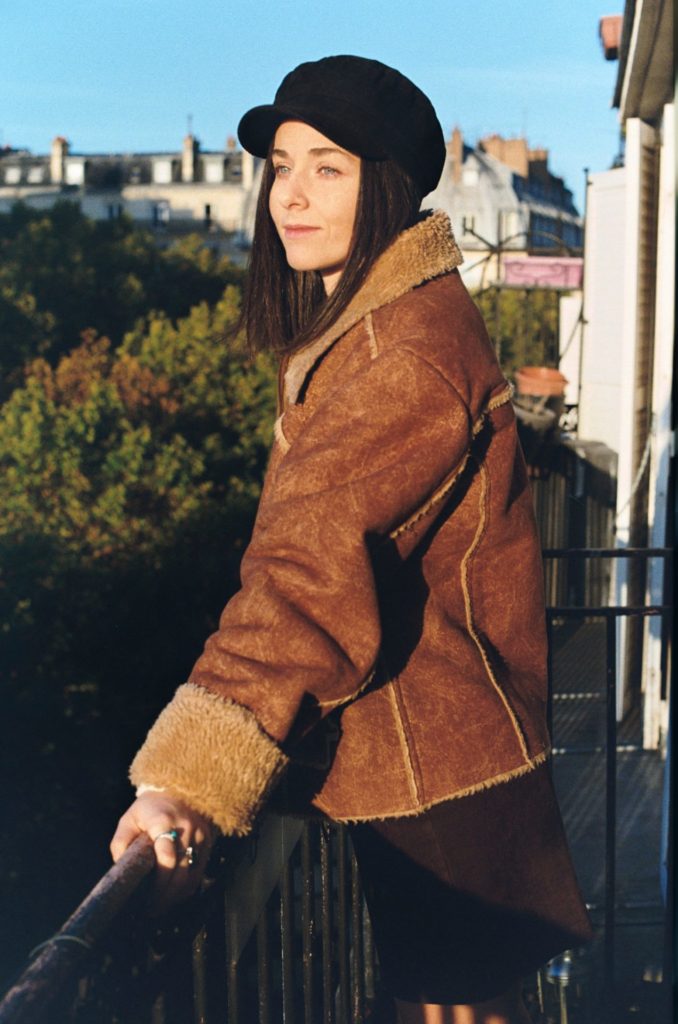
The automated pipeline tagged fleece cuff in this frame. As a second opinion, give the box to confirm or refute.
[129,683,289,835]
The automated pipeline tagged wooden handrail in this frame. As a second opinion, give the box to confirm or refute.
[0,814,306,1024]
[0,835,156,1024]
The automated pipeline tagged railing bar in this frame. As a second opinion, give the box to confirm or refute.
[604,614,617,1023]
[553,745,643,755]
[152,990,167,1024]
[320,824,333,1024]
[362,893,375,1004]
[257,902,271,1024]
[300,826,315,1024]
[546,613,554,744]
[545,605,669,616]
[280,853,295,1024]
[192,925,209,1024]
[226,899,239,1024]
[350,849,364,1024]
[542,547,672,558]
[553,692,603,700]
[336,828,350,1023]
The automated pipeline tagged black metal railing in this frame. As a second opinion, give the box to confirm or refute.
[0,549,672,1024]
[0,814,377,1024]
[544,547,672,1024]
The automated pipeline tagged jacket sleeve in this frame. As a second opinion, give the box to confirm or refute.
[130,347,472,833]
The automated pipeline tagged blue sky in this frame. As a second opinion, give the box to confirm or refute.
[2,1,622,211]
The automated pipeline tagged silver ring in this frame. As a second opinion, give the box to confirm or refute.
[153,828,180,844]
[182,845,195,868]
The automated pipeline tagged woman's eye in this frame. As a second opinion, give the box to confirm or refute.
[273,164,290,176]
[319,166,339,177]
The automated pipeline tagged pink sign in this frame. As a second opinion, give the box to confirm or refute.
[502,256,583,289]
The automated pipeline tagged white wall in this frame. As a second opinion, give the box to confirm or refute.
[558,292,583,408]
[643,102,675,748]
[578,167,626,451]
[120,182,247,230]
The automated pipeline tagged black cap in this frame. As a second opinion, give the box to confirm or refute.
[237,55,445,197]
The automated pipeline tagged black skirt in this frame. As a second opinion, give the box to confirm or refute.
[349,763,592,1005]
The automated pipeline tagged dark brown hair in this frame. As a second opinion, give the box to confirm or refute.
[240,153,422,354]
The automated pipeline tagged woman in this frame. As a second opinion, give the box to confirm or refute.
[111,56,591,1024]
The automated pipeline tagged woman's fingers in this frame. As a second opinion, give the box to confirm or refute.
[110,793,217,913]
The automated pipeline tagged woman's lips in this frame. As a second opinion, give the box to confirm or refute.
[283,225,320,238]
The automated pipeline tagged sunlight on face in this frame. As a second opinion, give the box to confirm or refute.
[268,121,361,295]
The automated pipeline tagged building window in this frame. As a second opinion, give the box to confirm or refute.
[27,166,45,184]
[204,160,225,184]
[4,167,21,185]
[204,203,212,226]
[107,203,123,219]
[499,210,521,244]
[462,215,475,235]
[153,160,173,184]
[153,200,170,225]
[462,167,479,187]
[65,161,85,185]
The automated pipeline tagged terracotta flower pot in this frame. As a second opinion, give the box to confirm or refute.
[514,366,568,398]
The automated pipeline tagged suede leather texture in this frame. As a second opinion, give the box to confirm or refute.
[131,211,551,834]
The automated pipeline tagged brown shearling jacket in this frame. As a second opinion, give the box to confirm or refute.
[130,211,551,834]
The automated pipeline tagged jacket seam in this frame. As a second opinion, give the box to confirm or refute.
[461,459,531,762]
[387,681,422,804]
[391,677,426,799]
[390,452,471,538]
[312,748,550,822]
[273,414,291,454]
[364,311,379,359]
[316,668,376,709]
[389,382,512,539]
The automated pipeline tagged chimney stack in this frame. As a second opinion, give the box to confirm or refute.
[449,127,463,184]
[50,136,69,184]
[182,134,199,182]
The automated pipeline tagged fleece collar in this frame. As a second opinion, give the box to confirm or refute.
[284,209,463,406]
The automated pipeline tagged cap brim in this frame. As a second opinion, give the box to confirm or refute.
[237,103,388,161]
[237,105,289,157]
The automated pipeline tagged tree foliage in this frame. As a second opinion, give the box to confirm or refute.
[0,201,245,386]
[0,207,278,953]
[472,285,562,376]
[0,291,274,560]
[0,201,280,976]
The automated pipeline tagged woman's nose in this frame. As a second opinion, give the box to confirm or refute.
[278,173,309,209]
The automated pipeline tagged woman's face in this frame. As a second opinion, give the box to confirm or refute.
[269,121,361,295]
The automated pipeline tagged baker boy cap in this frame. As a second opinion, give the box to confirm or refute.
[237,55,446,198]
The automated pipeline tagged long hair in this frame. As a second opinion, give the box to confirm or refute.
[240,154,422,355]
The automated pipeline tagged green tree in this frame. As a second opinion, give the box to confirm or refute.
[0,275,277,721]
[472,286,562,377]
[0,211,276,984]
[0,201,244,381]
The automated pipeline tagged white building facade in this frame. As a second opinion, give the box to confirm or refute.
[579,0,673,742]
[0,134,259,247]
[425,129,583,290]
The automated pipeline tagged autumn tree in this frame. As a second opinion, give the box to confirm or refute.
[1,281,277,696]
[0,201,245,386]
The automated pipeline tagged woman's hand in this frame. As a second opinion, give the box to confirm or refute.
[110,791,217,914]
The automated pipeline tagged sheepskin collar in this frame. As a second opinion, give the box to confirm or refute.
[284,209,463,405]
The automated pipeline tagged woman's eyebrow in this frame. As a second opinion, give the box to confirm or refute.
[271,147,349,158]
[308,147,348,157]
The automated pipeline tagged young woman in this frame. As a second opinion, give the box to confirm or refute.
[111,56,591,1024]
